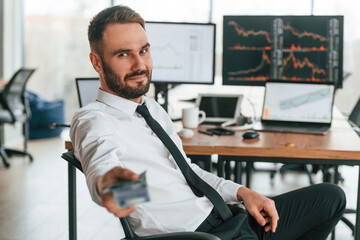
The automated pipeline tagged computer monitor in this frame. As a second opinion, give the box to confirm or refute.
[75,78,100,107]
[222,15,344,88]
[146,21,216,84]
[262,81,335,124]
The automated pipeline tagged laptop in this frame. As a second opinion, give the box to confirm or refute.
[75,78,100,107]
[253,81,335,135]
[195,93,243,125]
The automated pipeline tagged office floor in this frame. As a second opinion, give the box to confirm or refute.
[0,133,357,240]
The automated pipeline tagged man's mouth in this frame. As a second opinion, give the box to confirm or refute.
[127,74,146,81]
[125,70,149,82]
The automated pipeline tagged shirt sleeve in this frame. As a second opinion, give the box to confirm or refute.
[189,161,243,203]
[70,109,127,206]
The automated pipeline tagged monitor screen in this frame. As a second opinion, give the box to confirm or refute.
[200,97,239,118]
[262,82,335,123]
[146,21,216,84]
[196,94,243,123]
[222,15,343,88]
[75,78,100,107]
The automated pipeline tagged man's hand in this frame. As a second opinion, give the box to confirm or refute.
[237,187,279,233]
[97,166,139,218]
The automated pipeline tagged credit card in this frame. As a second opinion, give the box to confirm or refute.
[103,171,150,208]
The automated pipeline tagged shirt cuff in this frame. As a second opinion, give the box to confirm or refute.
[221,180,244,202]
[86,166,118,206]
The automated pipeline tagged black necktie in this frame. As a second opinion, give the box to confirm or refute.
[136,104,232,221]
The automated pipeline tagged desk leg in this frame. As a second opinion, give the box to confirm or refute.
[204,156,212,173]
[234,162,243,184]
[217,156,224,177]
[68,163,77,240]
[246,163,251,188]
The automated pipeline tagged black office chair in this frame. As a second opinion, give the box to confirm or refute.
[0,68,35,168]
[349,97,360,137]
[335,96,360,238]
[61,150,220,240]
[279,163,318,184]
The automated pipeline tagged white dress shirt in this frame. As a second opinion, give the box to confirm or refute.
[70,89,242,236]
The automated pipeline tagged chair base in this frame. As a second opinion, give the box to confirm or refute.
[279,164,314,184]
[0,147,10,168]
[5,148,34,161]
[339,209,357,236]
[0,146,33,168]
[251,163,277,179]
[121,232,221,240]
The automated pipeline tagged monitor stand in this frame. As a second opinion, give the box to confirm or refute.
[221,119,237,127]
[154,83,169,112]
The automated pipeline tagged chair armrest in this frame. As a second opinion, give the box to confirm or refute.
[124,232,220,240]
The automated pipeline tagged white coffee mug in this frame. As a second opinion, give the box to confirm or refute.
[182,107,206,128]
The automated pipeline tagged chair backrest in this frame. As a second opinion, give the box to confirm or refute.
[349,97,360,128]
[61,150,137,239]
[61,150,83,172]
[61,150,220,240]
[1,68,36,122]
[349,97,360,136]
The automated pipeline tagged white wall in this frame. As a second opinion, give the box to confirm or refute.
[3,0,24,79]
[0,0,3,77]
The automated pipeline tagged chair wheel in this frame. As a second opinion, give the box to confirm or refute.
[1,158,10,168]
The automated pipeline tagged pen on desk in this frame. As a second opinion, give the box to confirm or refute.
[198,129,213,136]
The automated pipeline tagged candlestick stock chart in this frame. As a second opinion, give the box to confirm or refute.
[223,16,343,87]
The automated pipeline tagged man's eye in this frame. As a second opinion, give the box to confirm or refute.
[118,53,128,57]
[140,49,148,54]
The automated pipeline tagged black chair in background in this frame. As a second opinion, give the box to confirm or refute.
[61,150,220,240]
[0,68,35,168]
[337,96,360,237]
[349,97,360,137]
[279,163,318,184]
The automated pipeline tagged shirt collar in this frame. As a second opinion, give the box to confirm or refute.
[96,88,146,116]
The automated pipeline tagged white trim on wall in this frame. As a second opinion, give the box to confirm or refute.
[0,0,4,77]
[3,0,24,79]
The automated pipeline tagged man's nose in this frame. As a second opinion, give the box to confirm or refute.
[131,54,145,71]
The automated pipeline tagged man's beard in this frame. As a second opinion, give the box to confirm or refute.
[102,61,151,99]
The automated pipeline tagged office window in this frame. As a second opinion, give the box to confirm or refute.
[312,0,360,114]
[23,0,360,120]
[24,0,109,121]
[114,0,211,22]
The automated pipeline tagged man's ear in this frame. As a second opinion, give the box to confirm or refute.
[89,51,103,74]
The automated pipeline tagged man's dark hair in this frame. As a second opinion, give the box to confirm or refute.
[88,5,145,54]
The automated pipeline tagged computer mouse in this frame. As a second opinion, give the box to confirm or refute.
[242,130,259,139]
[178,129,194,138]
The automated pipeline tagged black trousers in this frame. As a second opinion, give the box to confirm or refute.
[196,183,346,240]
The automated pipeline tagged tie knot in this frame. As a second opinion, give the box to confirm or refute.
[136,104,151,118]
